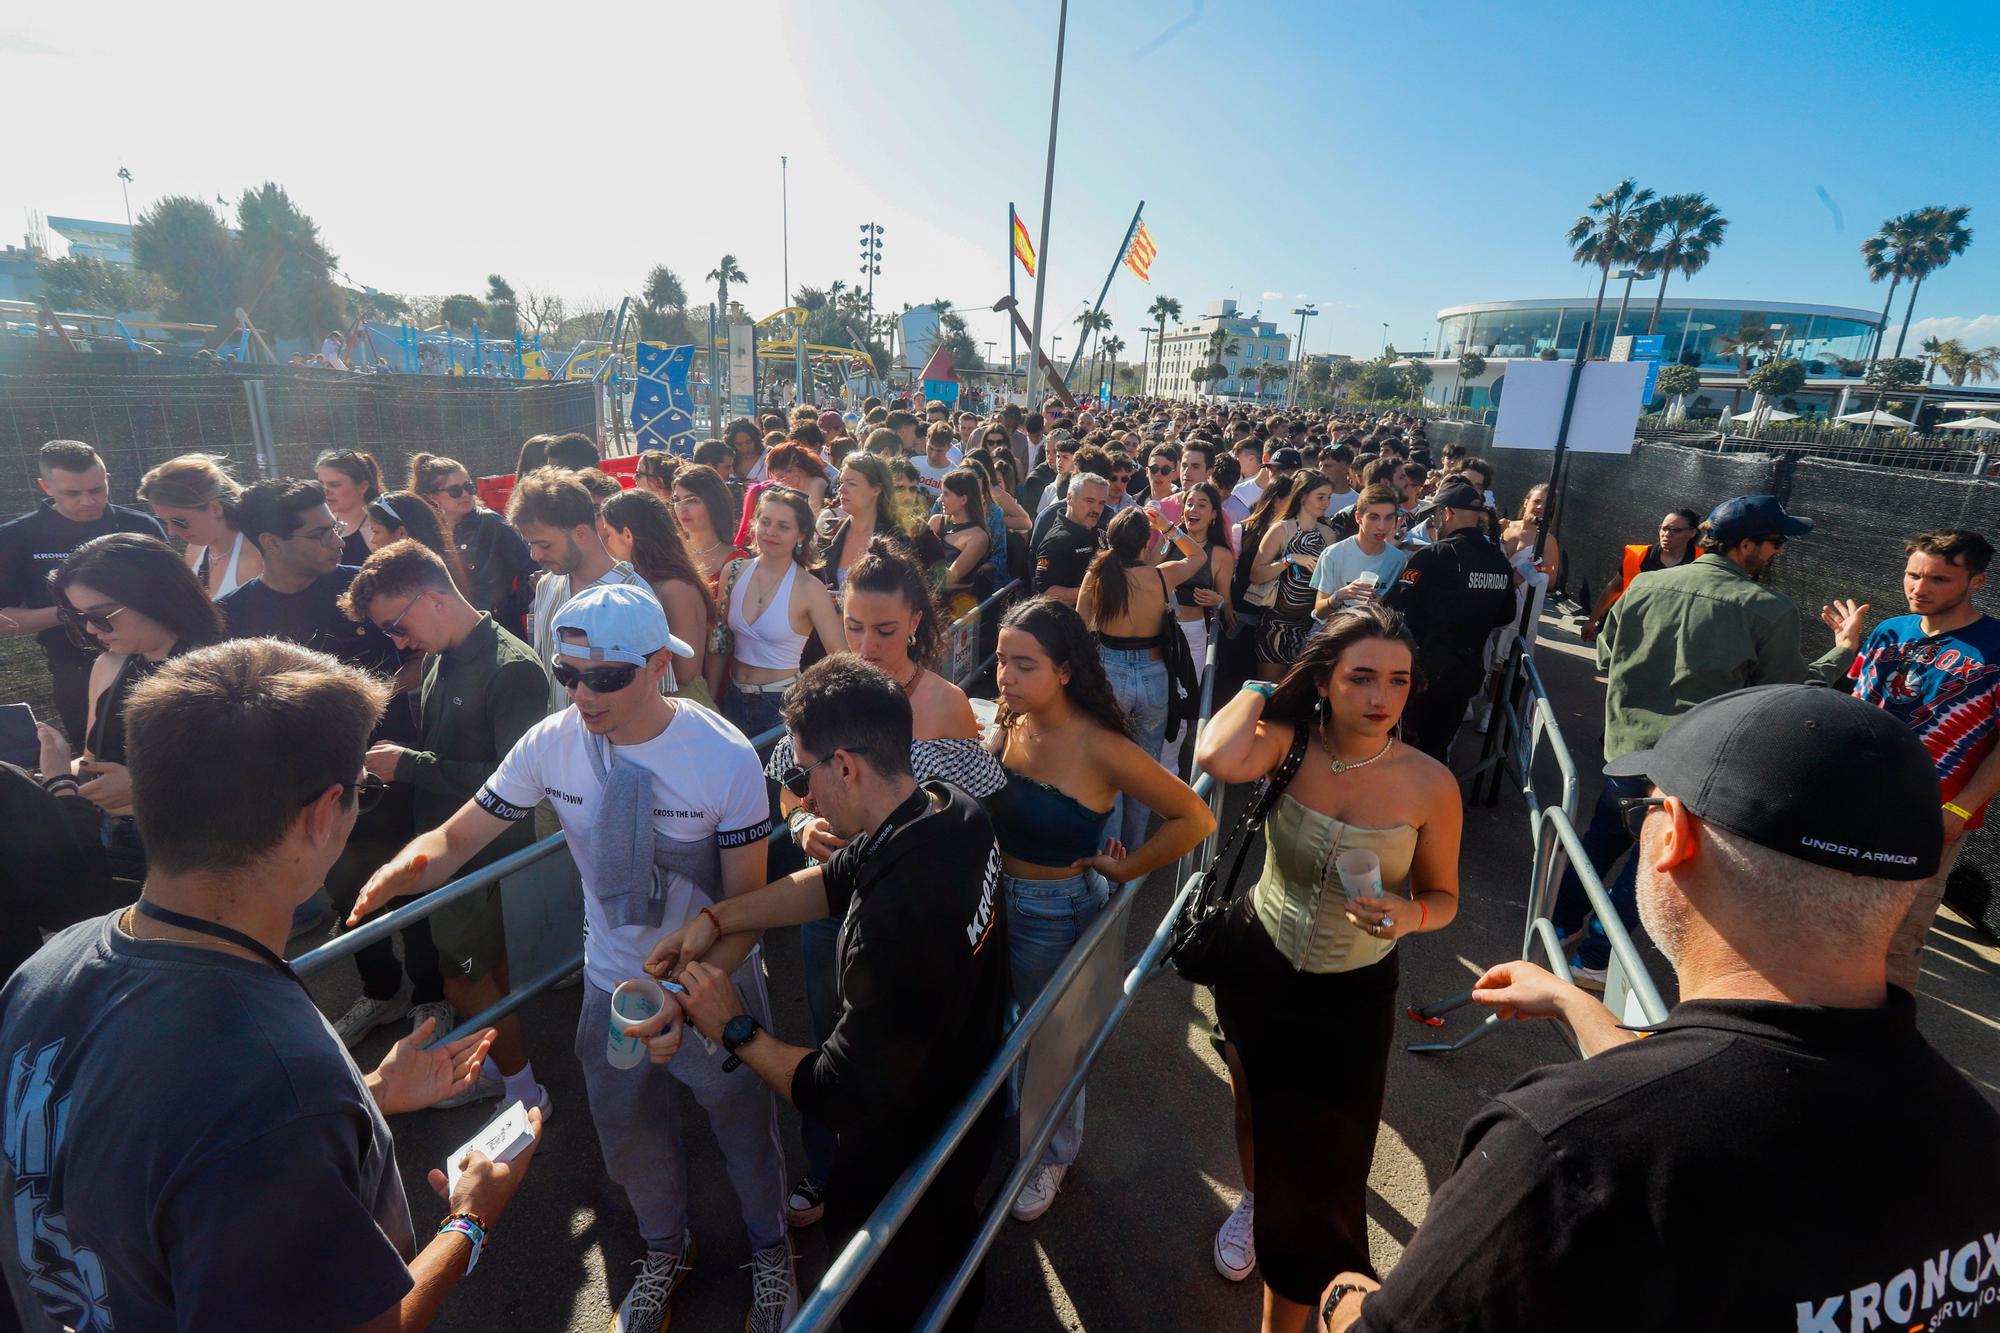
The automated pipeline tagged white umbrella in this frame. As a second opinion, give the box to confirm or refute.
[1834,409,1914,427]
[1759,408,1801,422]
[1936,415,2000,433]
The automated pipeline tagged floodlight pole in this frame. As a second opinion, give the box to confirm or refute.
[1024,0,1069,407]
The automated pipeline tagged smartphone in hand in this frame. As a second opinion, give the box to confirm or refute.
[0,704,38,770]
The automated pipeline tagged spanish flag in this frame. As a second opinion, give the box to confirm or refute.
[1124,221,1158,282]
[1012,207,1037,278]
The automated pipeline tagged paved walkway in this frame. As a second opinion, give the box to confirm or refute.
[307,614,1999,1330]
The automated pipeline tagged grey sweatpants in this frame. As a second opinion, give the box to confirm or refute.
[575,956,789,1253]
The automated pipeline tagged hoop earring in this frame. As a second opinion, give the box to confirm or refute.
[908,633,918,650]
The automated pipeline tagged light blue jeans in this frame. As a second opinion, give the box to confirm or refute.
[1004,867,1111,1169]
[1099,646,1170,872]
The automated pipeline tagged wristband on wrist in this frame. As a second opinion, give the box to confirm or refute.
[1944,800,1974,820]
[1243,680,1277,700]
[438,1212,487,1273]
[1416,899,1429,932]
[787,807,814,846]
[700,905,724,936]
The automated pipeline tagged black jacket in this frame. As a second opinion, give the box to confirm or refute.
[1383,528,1516,673]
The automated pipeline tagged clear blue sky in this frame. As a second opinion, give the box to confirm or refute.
[7,0,1997,361]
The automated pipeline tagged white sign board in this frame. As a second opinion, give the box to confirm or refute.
[1491,360,1647,455]
[728,324,756,415]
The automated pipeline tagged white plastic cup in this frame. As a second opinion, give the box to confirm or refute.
[1335,849,1384,900]
[607,977,668,1070]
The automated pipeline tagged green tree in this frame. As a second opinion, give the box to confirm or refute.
[130,195,241,328]
[1889,205,1974,357]
[1074,308,1112,381]
[35,255,167,314]
[1455,351,1487,405]
[439,294,487,328]
[1655,363,1701,420]
[1745,358,1807,428]
[1861,211,1926,377]
[1866,357,1924,390]
[1099,334,1126,392]
[1715,319,1777,373]
[484,274,519,337]
[1146,294,1181,393]
[1935,342,2000,386]
[1642,193,1728,335]
[706,255,747,324]
[1263,362,1289,402]
[636,264,694,344]
[1566,178,1657,354]
[235,182,347,339]
[1397,360,1434,401]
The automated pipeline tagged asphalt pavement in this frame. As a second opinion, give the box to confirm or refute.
[302,612,2000,1331]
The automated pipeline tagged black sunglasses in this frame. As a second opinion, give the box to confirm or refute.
[430,483,476,499]
[306,774,386,814]
[779,747,866,798]
[1761,535,1788,549]
[1148,463,1175,475]
[58,602,126,638]
[1617,794,1669,839]
[550,657,641,694]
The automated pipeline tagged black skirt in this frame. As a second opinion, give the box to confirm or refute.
[1212,892,1401,1305]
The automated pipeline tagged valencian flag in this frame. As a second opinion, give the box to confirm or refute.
[1011,207,1037,277]
[1124,220,1158,282]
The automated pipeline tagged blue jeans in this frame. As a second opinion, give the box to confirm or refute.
[1099,647,1169,873]
[1004,868,1111,1169]
[1551,772,1646,970]
[797,911,842,1184]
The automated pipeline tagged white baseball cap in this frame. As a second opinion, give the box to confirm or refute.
[552,583,693,666]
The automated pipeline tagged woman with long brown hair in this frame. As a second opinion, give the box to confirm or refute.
[983,597,1212,1224]
[315,448,383,565]
[408,452,535,637]
[1248,471,1340,678]
[136,454,262,600]
[1194,606,1462,1331]
[668,463,747,592]
[599,487,714,705]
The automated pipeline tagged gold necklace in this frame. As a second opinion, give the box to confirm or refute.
[1321,726,1395,775]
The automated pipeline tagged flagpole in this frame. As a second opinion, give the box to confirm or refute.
[1024,0,1068,408]
[1064,199,1144,388]
[1008,203,1018,394]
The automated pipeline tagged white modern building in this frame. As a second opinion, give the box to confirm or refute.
[47,217,135,267]
[1151,299,1291,402]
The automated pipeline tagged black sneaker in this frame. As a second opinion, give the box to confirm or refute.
[785,1175,827,1228]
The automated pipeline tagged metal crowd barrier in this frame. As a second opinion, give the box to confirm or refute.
[294,579,1025,1052]
[1405,643,1668,1053]
[792,627,1224,1331]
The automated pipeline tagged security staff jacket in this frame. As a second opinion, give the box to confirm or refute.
[1383,527,1516,678]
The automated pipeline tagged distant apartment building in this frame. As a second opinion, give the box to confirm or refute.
[1151,299,1291,402]
[47,217,136,267]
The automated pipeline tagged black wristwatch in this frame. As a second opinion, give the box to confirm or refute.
[721,1013,762,1072]
[1323,1283,1370,1324]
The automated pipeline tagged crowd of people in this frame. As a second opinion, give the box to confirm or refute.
[0,389,1994,1332]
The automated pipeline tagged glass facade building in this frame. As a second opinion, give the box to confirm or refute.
[1435,298,1881,376]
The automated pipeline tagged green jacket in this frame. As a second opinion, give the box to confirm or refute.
[393,614,551,864]
[1597,553,1842,761]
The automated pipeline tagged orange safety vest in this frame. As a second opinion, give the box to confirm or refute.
[1601,543,1650,613]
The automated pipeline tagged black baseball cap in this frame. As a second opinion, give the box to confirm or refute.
[1408,478,1489,524]
[1705,494,1813,546]
[1270,447,1304,469]
[1605,684,1941,880]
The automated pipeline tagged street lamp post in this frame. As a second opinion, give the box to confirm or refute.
[1381,322,1390,356]
[1289,304,1317,408]
[117,167,134,229]
[1608,266,1644,350]
[781,156,790,309]
[859,223,883,361]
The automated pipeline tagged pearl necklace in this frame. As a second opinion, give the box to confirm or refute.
[1322,727,1394,775]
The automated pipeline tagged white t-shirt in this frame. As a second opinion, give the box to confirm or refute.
[913,454,955,492]
[1309,536,1410,607]
[1231,477,1266,512]
[477,703,770,991]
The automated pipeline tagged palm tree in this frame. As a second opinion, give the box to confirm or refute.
[1643,194,1728,335]
[1936,342,2000,386]
[1861,212,1925,379]
[1146,294,1181,394]
[1099,334,1126,394]
[1891,205,1974,357]
[1566,178,1657,356]
[706,254,747,322]
[1715,319,1778,413]
[1263,363,1289,403]
[1073,308,1112,381]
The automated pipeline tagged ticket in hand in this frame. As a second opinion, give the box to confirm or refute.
[445,1099,536,1192]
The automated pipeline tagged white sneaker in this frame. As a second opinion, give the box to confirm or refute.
[1213,1193,1256,1281]
[407,1000,457,1037]
[745,1241,798,1332]
[1566,955,1609,990]
[610,1230,695,1333]
[431,1071,503,1111]
[331,995,402,1050]
[1009,1163,1068,1222]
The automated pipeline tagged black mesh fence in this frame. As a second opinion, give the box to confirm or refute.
[1424,417,2000,936]
[0,350,597,513]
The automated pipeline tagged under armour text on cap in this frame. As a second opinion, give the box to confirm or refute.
[1704,494,1814,546]
[1604,684,1942,880]
[552,583,693,664]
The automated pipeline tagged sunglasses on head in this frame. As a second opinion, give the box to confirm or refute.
[430,483,475,499]
[550,656,641,694]
[316,448,364,466]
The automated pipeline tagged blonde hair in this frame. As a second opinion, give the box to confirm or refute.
[136,454,244,512]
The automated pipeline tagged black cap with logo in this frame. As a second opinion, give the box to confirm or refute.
[1605,684,1942,880]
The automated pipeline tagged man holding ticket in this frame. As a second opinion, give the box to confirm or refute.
[0,638,541,1332]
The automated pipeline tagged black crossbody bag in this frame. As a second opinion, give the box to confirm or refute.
[1168,728,1308,986]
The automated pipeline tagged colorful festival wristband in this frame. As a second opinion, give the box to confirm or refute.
[1943,801,1974,821]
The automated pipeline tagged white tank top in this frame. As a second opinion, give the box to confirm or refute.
[727,557,809,669]
[196,532,250,599]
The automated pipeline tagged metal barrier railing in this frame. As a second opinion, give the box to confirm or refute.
[1405,643,1668,1053]
[294,579,1025,1053]
[793,628,1224,1332]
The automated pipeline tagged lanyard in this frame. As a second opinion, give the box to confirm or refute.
[133,899,302,987]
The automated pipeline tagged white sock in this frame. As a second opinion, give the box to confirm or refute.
[1240,1190,1254,1209]
[501,1061,539,1106]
